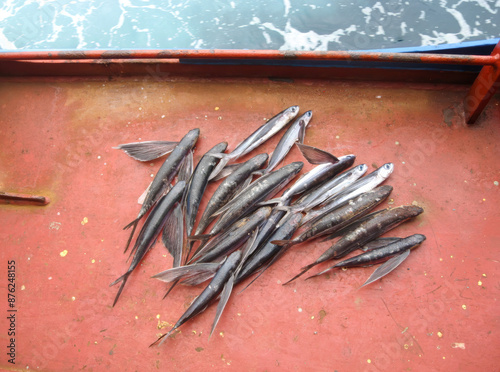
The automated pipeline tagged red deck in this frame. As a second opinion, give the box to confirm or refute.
[0,70,499,371]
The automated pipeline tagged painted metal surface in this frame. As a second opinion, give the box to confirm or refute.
[464,42,500,124]
[0,75,498,371]
[0,48,497,66]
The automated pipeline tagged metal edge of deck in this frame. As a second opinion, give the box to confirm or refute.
[0,40,498,124]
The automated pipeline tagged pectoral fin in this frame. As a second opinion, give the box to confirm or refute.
[295,143,339,164]
[209,274,235,339]
[114,141,179,161]
[360,249,410,288]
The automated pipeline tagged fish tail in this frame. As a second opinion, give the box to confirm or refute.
[112,273,130,307]
[124,215,141,230]
[283,263,315,285]
[123,217,140,254]
[304,265,335,281]
[162,280,179,300]
[149,326,177,347]
[109,272,128,287]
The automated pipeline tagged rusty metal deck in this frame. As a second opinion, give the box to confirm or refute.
[0,71,499,371]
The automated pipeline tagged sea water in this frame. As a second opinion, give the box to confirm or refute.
[0,0,498,51]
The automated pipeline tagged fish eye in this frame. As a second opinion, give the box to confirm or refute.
[307,111,312,117]
[384,164,392,169]
[291,107,298,112]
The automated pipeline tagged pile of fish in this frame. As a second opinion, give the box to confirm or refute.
[109,106,426,346]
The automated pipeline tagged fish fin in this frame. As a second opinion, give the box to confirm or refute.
[137,181,152,205]
[210,163,242,181]
[123,218,141,253]
[209,274,235,339]
[255,198,281,207]
[162,203,184,267]
[236,227,260,275]
[180,271,216,286]
[298,120,307,144]
[178,150,194,183]
[152,263,220,282]
[283,262,317,285]
[295,143,339,164]
[360,237,402,252]
[251,169,265,177]
[111,273,131,307]
[186,237,214,264]
[305,265,337,280]
[360,249,410,288]
[126,240,141,263]
[238,174,254,193]
[149,323,179,347]
[270,239,290,246]
[187,233,215,241]
[208,154,230,181]
[109,272,128,287]
[114,141,179,162]
[239,244,290,293]
[209,203,232,217]
[123,216,141,230]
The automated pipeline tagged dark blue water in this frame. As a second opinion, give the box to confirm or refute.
[0,0,498,51]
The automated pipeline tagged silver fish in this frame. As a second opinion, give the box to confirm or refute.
[302,162,394,226]
[259,111,313,174]
[194,153,269,237]
[208,106,299,180]
[123,128,200,253]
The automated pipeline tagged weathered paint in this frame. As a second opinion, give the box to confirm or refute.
[0,69,499,372]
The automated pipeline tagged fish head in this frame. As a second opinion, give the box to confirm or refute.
[300,110,313,126]
[255,206,273,219]
[283,105,300,121]
[338,154,356,167]
[187,128,201,138]
[288,212,303,227]
[355,164,369,176]
[210,142,229,153]
[289,161,304,173]
[409,233,427,245]
[279,161,304,177]
[226,250,242,267]
[401,205,424,217]
[252,153,270,167]
[379,163,394,178]
[374,184,394,197]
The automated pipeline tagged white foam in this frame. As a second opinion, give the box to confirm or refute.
[0,27,16,49]
[283,0,291,17]
[262,30,272,44]
[401,21,407,36]
[420,6,483,46]
[455,0,497,14]
[261,20,358,51]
